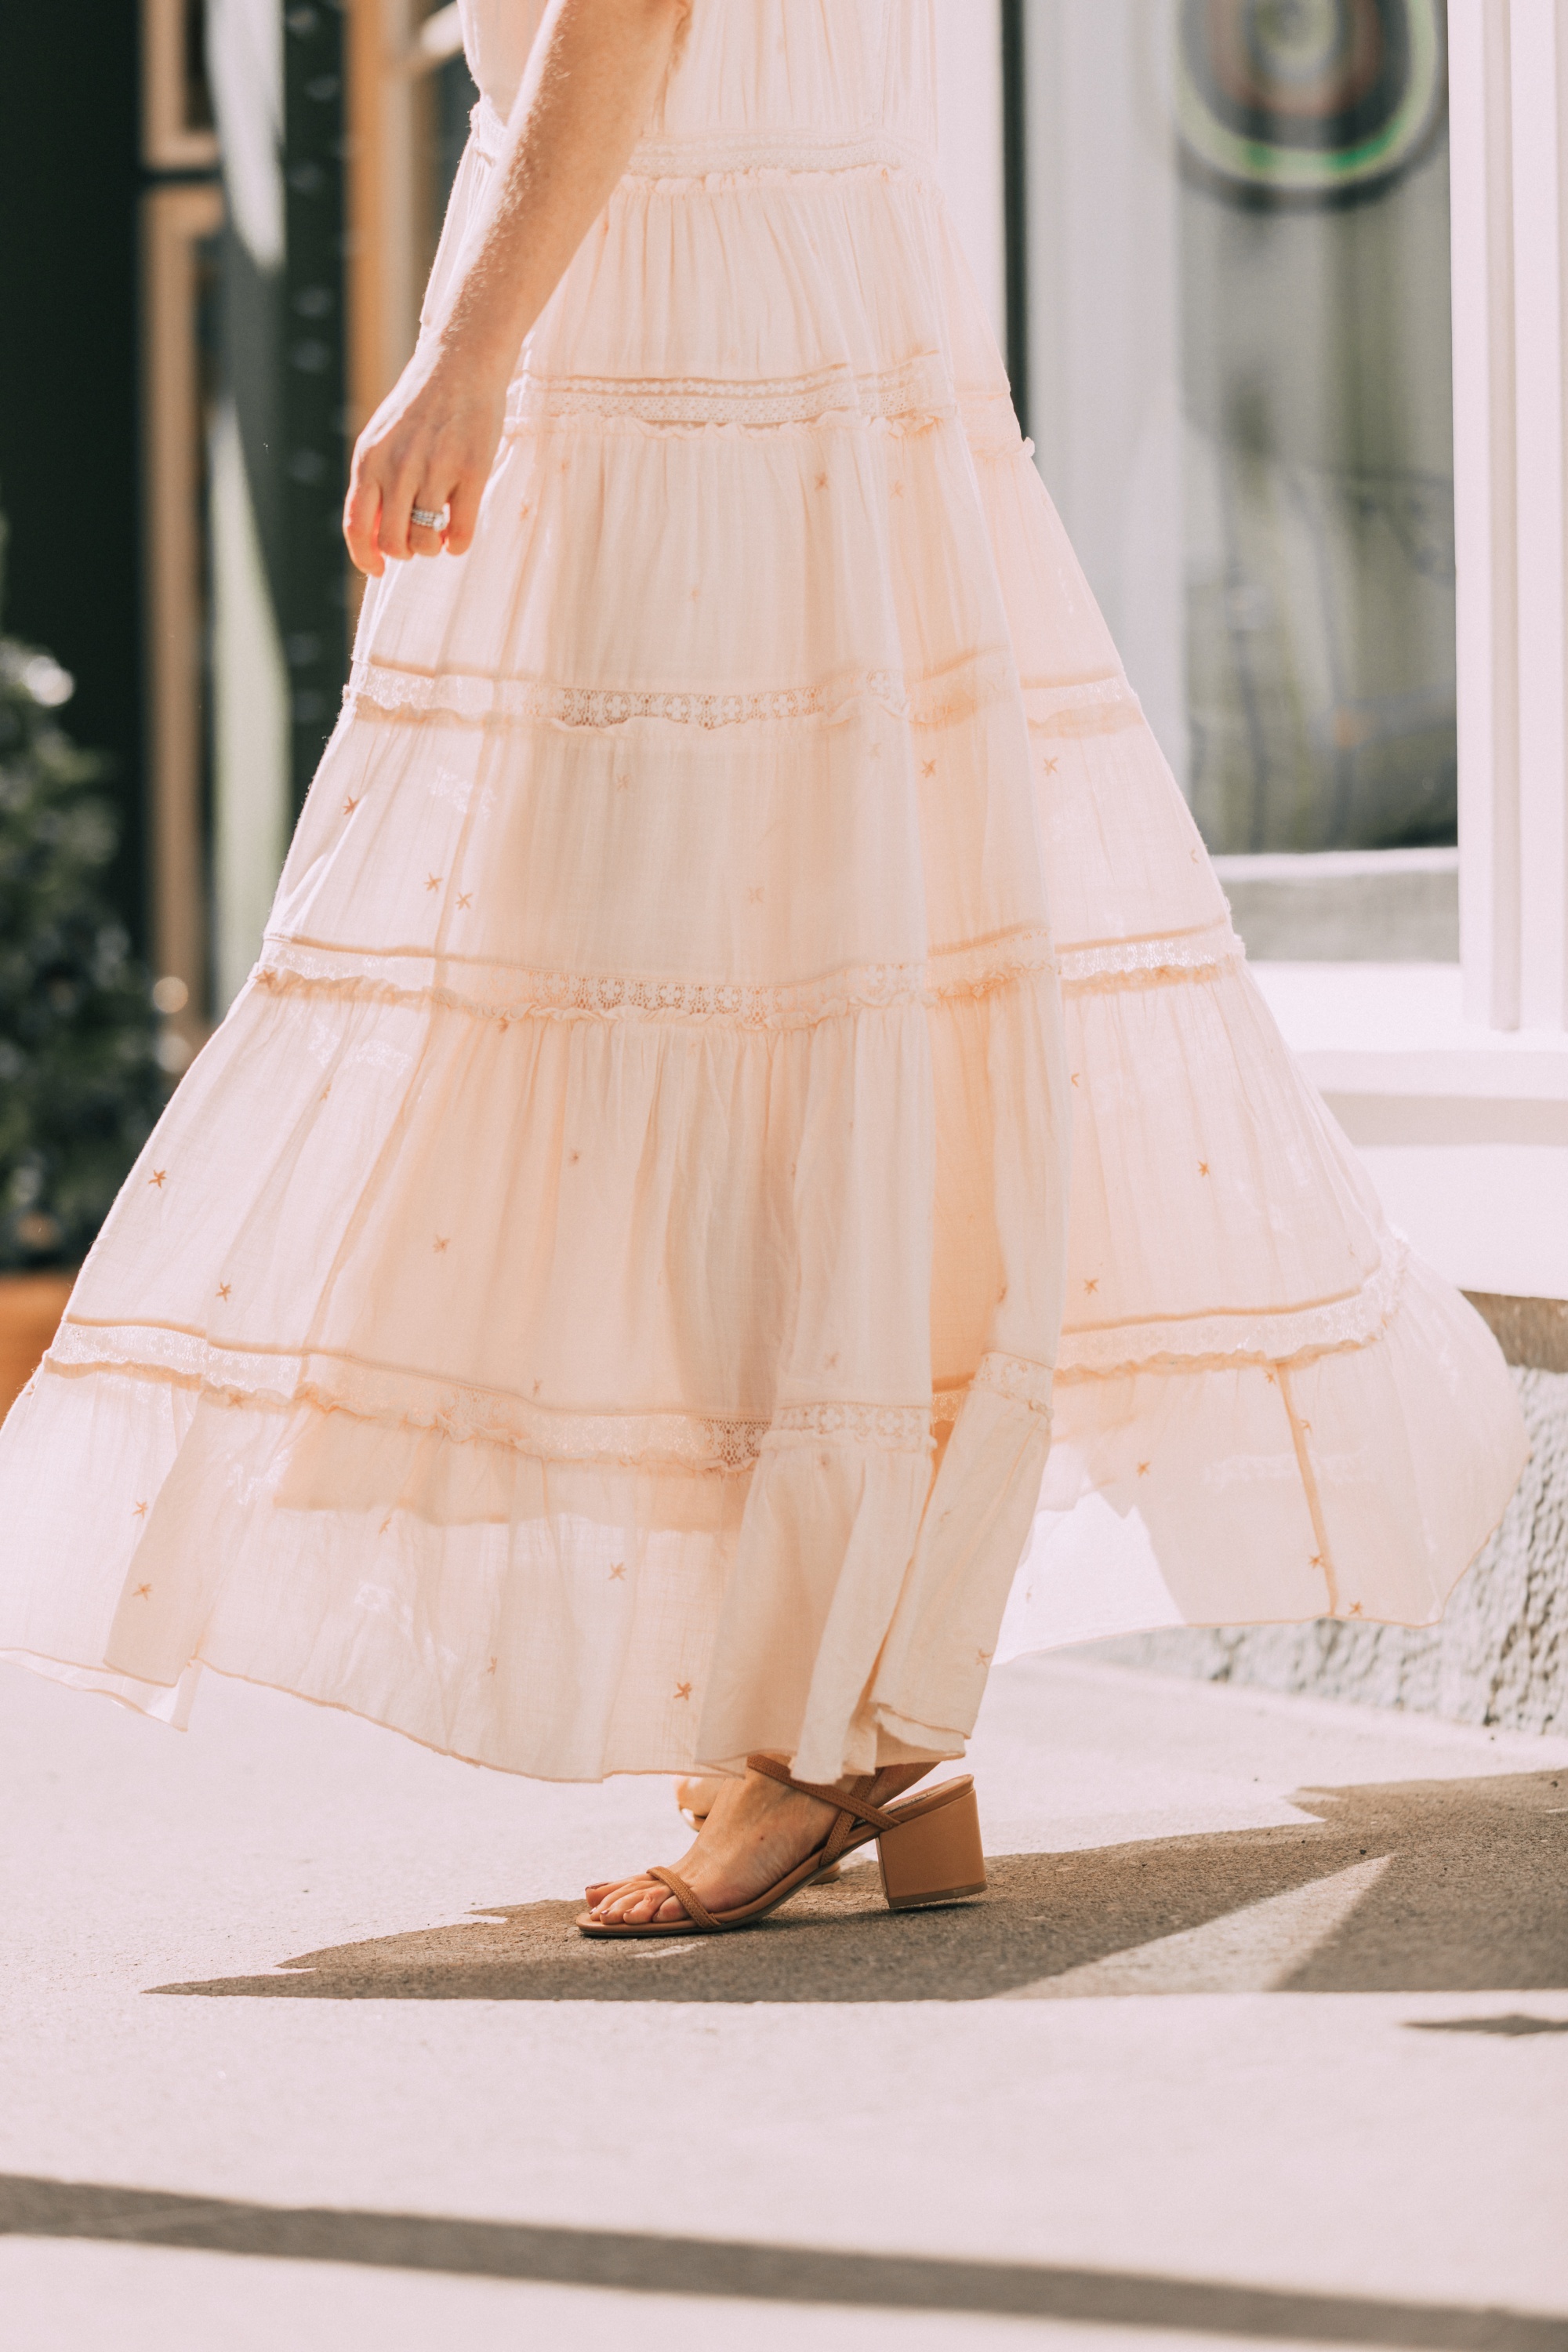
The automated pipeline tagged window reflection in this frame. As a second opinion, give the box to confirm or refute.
[1018,0,1456,858]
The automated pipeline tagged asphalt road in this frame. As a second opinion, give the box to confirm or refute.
[2,1649,1565,2350]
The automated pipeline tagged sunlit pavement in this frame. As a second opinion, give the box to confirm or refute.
[2,1650,1565,2352]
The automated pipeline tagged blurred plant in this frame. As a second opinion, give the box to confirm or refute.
[0,525,166,1270]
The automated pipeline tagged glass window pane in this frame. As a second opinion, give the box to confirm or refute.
[1019,0,1455,860]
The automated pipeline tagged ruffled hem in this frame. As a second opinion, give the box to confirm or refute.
[0,1250,1522,1784]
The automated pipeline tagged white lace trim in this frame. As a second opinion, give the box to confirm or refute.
[46,1270,1406,1469]
[42,1325,1060,1475]
[1023,675,1145,738]
[346,650,1016,735]
[249,923,1247,1030]
[503,353,956,434]
[1057,1245,1409,1380]
[1056,920,1243,991]
[936,1352,1056,1421]
[766,1402,933,1457]
[252,929,1058,1033]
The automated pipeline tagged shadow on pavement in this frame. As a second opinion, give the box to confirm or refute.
[151,1769,1568,2006]
[2,2172,1564,2345]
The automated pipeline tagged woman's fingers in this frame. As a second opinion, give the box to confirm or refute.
[376,465,423,563]
[343,467,385,578]
[444,471,483,558]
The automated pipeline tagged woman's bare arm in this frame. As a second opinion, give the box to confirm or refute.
[344,0,690,578]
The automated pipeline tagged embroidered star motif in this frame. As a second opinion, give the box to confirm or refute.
[674,1681,693,1701]
[975,1649,992,1667]
[216,1283,231,1301]
[1043,757,1061,775]
[133,1582,152,1600]
[568,1150,581,1165]
[1348,1601,1363,1617]
[921,759,937,777]
[1083,1277,1100,1294]
[1199,1162,1210,1177]
[815,473,828,490]
[456,891,473,909]
[533,1378,543,1396]
[434,1236,449,1254]
[485,1657,499,1675]
[891,479,905,497]
[132,1501,148,1519]
[1301,1420,1312,1434]
[379,1515,394,1535]
[609,1562,626,1581]
[1309,1554,1325,1570]
[1265,1371,1277,1385]
[343,795,360,815]
[615,772,631,790]
[1070,1073,1080,1087]
[149,1170,166,1189]
[320,1086,332,1102]
[1138,1462,1151,1478]
[425,874,441,892]
[747,886,764,903]
[496,1016,510,1034]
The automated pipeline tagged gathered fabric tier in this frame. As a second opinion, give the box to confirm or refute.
[0,0,1526,1784]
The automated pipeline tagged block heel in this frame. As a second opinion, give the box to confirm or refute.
[876,1777,986,1909]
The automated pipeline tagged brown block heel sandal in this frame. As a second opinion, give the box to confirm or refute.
[576,1756,986,1939]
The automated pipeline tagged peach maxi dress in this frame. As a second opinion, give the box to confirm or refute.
[0,0,1526,1783]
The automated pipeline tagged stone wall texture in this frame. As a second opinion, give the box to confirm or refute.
[1090,1365,1568,1735]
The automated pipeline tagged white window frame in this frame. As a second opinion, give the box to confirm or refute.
[939,0,1568,1303]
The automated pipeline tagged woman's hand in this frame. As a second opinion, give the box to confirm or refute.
[343,0,692,582]
[343,350,508,578]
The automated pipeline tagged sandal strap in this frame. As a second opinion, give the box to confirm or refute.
[647,1864,720,1931]
[747,1751,902,1835]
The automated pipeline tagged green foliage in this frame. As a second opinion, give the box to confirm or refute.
[0,622,165,1269]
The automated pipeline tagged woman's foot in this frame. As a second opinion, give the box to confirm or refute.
[583,1759,931,1926]
[675,1773,724,1824]
[582,1774,729,1908]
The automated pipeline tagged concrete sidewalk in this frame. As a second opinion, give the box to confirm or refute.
[2,1650,1565,2350]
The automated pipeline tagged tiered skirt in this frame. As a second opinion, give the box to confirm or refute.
[0,126,1526,1780]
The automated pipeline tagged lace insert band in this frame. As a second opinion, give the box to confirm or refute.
[1056,920,1243,991]
[503,353,958,435]
[249,920,1252,1032]
[1024,675,1145,739]
[42,1326,1058,1476]
[43,1253,1405,1477]
[345,650,1017,735]
[1057,1245,1408,1380]
[254,928,1058,1031]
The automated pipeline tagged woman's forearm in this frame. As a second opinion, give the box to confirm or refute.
[444,0,691,384]
[343,0,689,573]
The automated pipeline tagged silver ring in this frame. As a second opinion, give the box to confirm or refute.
[410,505,444,531]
